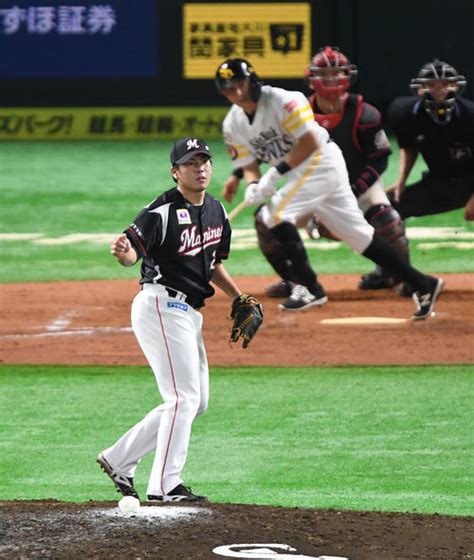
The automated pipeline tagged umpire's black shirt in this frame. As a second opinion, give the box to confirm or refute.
[389,96,474,179]
[125,187,231,306]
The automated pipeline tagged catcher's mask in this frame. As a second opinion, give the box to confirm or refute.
[306,46,358,101]
[410,59,467,125]
[215,58,263,102]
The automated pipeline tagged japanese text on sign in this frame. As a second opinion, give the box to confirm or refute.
[0,5,116,35]
[183,3,311,78]
[0,108,229,140]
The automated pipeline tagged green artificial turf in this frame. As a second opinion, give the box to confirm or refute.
[1,364,472,515]
[0,140,473,282]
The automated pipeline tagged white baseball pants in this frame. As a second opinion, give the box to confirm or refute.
[260,141,375,254]
[102,283,209,496]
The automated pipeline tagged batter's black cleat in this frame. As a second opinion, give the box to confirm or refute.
[147,484,208,503]
[398,282,415,298]
[265,280,294,298]
[358,270,396,290]
[411,277,444,321]
[279,283,328,311]
[97,453,140,499]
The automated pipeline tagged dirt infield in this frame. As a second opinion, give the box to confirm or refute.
[1,273,473,366]
[0,501,472,560]
[1,274,473,559]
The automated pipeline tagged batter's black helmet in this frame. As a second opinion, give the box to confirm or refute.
[215,58,263,102]
[410,59,467,125]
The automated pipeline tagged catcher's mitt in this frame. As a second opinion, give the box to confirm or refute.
[229,294,264,348]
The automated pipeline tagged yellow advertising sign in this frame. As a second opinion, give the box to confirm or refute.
[0,107,229,140]
[183,3,311,78]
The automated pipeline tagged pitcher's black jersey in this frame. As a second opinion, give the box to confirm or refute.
[389,96,474,178]
[125,187,231,305]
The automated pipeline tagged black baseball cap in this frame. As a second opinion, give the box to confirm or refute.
[170,137,212,166]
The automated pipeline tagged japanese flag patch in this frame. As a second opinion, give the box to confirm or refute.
[176,208,191,224]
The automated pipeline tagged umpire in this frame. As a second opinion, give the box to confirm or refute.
[388,59,474,221]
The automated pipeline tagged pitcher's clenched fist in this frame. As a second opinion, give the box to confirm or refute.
[110,234,137,266]
[111,233,130,255]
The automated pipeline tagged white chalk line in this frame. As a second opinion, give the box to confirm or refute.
[0,326,132,340]
[0,233,43,240]
[197,227,474,241]
[34,233,115,245]
[2,227,474,250]
[46,311,77,332]
[417,241,474,250]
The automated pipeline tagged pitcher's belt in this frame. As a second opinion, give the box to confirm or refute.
[142,283,203,309]
[165,287,203,309]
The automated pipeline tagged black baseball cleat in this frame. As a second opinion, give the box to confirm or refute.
[358,269,396,290]
[279,283,328,311]
[147,484,208,503]
[265,280,294,298]
[411,277,444,321]
[97,453,140,499]
[398,281,415,298]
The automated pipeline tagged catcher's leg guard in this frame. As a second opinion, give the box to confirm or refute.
[359,204,411,293]
[255,208,293,297]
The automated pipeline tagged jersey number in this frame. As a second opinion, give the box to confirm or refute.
[210,250,216,271]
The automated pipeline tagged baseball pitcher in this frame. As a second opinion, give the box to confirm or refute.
[97,137,263,503]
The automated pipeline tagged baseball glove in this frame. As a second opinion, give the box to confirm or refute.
[229,294,264,348]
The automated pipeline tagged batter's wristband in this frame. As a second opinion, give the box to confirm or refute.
[275,161,291,175]
[232,167,244,179]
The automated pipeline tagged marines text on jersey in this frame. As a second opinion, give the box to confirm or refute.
[125,187,231,307]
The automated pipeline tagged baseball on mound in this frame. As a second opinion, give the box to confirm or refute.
[118,495,140,513]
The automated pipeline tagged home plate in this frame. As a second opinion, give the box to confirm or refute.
[321,316,408,325]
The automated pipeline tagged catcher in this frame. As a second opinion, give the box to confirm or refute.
[97,137,263,505]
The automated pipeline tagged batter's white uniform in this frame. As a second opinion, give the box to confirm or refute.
[223,85,375,253]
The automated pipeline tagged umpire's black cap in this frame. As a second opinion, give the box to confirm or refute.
[170,137,212,166]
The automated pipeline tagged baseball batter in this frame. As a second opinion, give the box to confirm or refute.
[97,137,262,502]
[216,58,443,319]
[229,47,411,299]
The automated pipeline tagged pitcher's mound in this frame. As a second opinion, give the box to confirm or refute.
[0,500,470,559]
